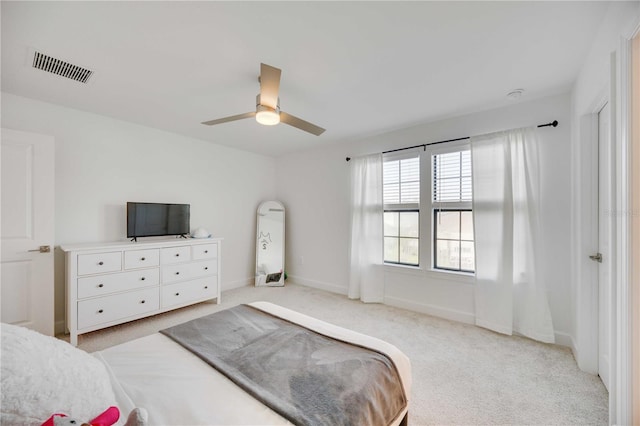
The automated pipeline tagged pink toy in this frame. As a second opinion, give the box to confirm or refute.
[42,406,120,426]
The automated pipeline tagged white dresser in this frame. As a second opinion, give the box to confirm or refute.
[61,238,222,346]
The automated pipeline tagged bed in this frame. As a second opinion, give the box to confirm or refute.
[1,301,411,426]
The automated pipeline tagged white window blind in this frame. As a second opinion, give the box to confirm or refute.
[384,157,419,204]
[383,155,420,266]
[432,150,472,203]
[432,149,474,273]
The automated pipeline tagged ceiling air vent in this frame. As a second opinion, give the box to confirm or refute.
[32,51,93,84]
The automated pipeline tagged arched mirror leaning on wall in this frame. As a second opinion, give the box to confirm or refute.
[255,201,285,287]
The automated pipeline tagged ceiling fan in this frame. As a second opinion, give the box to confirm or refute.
[201,63,325,136]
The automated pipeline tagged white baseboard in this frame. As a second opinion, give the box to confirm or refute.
[222,278,254,291]
[384,295,475,325]
[244,275,579,353]
[554,331,576,350]
[385,296,577,351]
[55,319,66,336]
[556,331,579,363]
[287,275,347,295]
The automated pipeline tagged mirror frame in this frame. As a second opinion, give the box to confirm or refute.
[255,200,285,287]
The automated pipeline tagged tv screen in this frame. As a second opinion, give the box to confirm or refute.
[127,202,190,240]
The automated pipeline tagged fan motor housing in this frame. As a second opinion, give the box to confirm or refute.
[255,95,280,125]
[256,94,280,113]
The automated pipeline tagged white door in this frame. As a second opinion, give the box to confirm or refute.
[1,128,55,336]
[597,102,612,392]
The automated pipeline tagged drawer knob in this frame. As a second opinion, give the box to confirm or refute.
[141,277,146,281]
[175,292,180,296]
[204,286,208,289]
[175,272,180,275]
[204,267,208,270]
[175,253,180,257]
[98,309,104,314]
[141,257,146,261]
[141,300,146,304]
[204,250,208,254]
[98,261,104,266]
[98,283,104,288]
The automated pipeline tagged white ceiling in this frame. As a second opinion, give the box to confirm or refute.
[1,1,609,157]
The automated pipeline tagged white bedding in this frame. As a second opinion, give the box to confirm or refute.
[0,323,119,425]
[94,301,411,425]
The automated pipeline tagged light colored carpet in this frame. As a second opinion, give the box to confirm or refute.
[64,282,608,425]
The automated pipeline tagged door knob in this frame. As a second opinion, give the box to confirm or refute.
[589,253,603,263]
[28,245,51,253]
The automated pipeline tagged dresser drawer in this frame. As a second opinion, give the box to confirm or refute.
[124,249,160,270]
[162,259,217,284]
[77,288,159,330]
[77,252,122,276]
[77,269,159,299]
[160,246,191,264]
[161,277,217,309]
[192,243,217,260]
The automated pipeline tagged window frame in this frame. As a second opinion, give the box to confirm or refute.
[384,209,420,267]
[382,150,421,267]
[381,142,475,277]
[429,144,475,274]
[433,208,475,273]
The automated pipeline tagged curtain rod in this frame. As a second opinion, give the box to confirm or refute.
[345,120,558,162]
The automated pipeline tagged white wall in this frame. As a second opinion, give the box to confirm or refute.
[1,92,277,333]
[277,93,574,342]
[568,4,640,423]
[570,1,640,374]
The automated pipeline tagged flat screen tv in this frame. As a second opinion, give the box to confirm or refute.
[127,202,190,241]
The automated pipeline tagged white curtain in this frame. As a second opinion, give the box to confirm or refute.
[348,153,384,303]
[471,127,555,343]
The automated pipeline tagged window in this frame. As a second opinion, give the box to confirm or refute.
[383,155,419,266]
[381,146,475,274]
[432,150,475,272]
[434,210,475,272]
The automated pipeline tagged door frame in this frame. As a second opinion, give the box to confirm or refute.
[573,30,636,425]
[631,23,640,426]
[596,99,614,393]
[574,92,607,377]
[612,23,638,426]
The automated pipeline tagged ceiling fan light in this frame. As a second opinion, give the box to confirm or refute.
[256,109,280,126]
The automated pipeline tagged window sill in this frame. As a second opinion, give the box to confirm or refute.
[383,263,423,276]
[382,263,475,284]
[426,268,475,284]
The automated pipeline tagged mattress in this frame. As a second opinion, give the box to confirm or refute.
[93,301,411,425]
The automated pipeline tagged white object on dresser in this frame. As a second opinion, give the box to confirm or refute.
[61,238,222,346]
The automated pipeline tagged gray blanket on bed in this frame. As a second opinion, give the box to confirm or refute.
[160,304,407,426]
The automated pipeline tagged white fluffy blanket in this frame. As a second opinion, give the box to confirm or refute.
[0,323,117,425]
